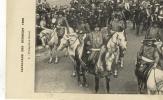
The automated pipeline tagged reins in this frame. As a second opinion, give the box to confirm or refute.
[110,33,119,47]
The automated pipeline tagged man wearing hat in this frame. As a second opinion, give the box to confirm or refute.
[78,19,91,34]
[110,12,125,34]
[136,38,160,93]
[55,10,70,32]
[56,11,65,26]
[85,24,103,67]
[145,22,160,41]
[55,11,71,46]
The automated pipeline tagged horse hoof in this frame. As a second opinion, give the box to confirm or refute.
[54,61,58,64]
[106,91,110,94]
[48,60,52,64]
[72,72,76,77]
[120,66,123,70]
[42,46,46,48]
[54,60,58,64]
[84,83,88,88]
[64,54,68,57]
[108,71,112,76]
[113,74,118,78]
[80,71,83,75]
[48,58,53,64]
[48,61,52,64]
[94,91,98,94]
[79,84,83,87]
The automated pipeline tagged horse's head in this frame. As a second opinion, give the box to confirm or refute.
[57,27,77,50]
[116,31,127,51]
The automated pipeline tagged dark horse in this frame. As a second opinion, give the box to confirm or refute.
[57,30,111,93]
[80,35,111,93]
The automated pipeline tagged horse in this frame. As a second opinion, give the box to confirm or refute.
[135,52,163,94]
[39,27,71,64]
[57,28,88,87]
[147,68,163,94]
[94,30,127,93]
[39,28,59,63]
[57,25,127,93]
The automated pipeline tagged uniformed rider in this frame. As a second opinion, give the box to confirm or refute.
[136,38,160,93]
[85,24,104,70]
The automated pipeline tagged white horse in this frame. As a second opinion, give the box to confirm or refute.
[39,27,71,63]
[39,28,59,63]
[147,68,163,94]
[57,29,87,86]
[97,31,127,77]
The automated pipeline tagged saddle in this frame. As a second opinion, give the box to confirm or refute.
[137,62,153,83]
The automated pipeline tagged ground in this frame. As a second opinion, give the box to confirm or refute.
[35,21,145,94]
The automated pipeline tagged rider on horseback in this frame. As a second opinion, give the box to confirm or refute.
[136,37,160,93]
[95,13,126,77]
[86,24,103,67]
[110,12,126,68]
[55,11,71,45]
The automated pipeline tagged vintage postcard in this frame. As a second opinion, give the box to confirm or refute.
[6,0,163,100]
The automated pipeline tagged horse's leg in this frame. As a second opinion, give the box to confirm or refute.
[137,78,142,94]
[53,45,59,64]
[159,88,163,95]
[136,23,140,36]
[140,79,146,94]
[105,52,113,74]
[105,76,110,93]
[147,89,152,95]
[120,57,124,68]
[96,46,106,72]
[64,47,68,57]
[48,46,53,63]
[76,59,82,87]
[141,22,145,33]
[70,55,76,77]
[41,37,46,48]
[82,67,88,87]
[95,75,99,93]
[135,69,141,93]
[124,20,127,29]
[133,21,135,30]
[159,87,163,94]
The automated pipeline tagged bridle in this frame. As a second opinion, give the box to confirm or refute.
[63,33,79,46]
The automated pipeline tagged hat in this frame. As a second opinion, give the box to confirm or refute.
[57,11,64,15]
[142,38,156,45]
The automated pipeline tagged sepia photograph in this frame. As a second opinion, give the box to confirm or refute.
[34,0,163,94]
